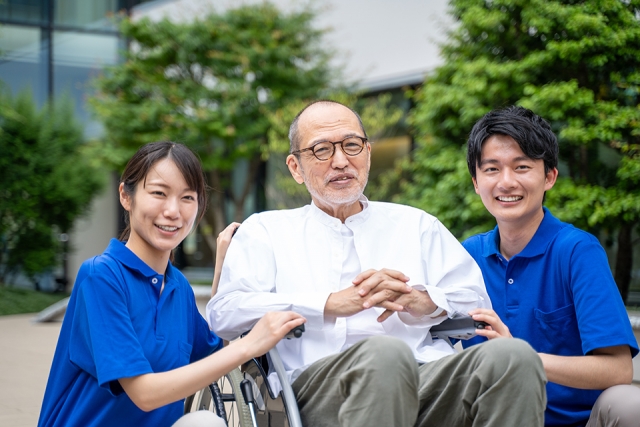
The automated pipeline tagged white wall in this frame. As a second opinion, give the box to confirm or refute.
[67,172,119,286]
[63,0,453,286]
[133,0,453,90]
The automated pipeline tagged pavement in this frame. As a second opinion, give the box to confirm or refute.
[2,295,640,427]
[0,314,62,427]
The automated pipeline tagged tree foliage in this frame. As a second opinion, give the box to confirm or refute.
[91,3,335,251]
[374,0,640,301]
[0,90,104,285]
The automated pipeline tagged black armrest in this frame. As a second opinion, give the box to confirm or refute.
[430,316,487,342]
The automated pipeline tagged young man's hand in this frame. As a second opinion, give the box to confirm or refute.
[469,308,512,339]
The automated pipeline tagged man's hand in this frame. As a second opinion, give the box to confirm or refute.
[353,269,412,308]
[324,269,411,318]
[376,289,440,322]
[468,308,512,339]
[324,286,371,318]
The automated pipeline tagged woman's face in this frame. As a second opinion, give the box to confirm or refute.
[120,158,198,270]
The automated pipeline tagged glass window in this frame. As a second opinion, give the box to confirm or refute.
[54,0,120,30]
[0,24,48,105]
[53,30,120,135]
[0,0,47,26]
[369,135,411,180]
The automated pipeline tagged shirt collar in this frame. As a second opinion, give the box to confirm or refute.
[517,207,564,258]
[481,225,501,258]
[309,195,371,227]
[104,238,174,279]
[482,207,563,259]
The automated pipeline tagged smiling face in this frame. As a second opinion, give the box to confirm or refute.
[120,158,198,272]
[286,102,371,221]
[473,134,558,230]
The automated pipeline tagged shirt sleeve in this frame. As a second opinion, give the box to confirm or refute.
[568,235,639,357]
[190,301,223,363]
[398,219,491,327]
[207,215,330,340]
[68,260,153,394]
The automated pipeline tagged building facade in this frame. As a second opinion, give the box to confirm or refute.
[0,0,152,288]
[1,0,451,286]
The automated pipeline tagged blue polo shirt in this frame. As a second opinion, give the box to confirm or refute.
[38,239,222,427]
[462,208,638,427]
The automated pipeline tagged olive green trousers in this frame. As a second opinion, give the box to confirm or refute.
[292,335,546,427]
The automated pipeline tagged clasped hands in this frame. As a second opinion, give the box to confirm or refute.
[324,268,438,323]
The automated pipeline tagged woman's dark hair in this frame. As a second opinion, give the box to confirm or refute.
[466,106,559,179]
[119,141,207,241]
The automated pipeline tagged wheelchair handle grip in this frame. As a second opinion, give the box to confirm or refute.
[240,379,256,405]
[285,324,305,339]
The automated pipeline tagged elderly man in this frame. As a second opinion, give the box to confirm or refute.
[207,100,546,427]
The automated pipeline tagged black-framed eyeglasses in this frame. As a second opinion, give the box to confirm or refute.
[292,136,368,161]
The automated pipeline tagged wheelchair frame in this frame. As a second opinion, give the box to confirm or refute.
[186,316,480,427]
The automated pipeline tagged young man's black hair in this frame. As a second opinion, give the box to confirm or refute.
[466,106,559,179]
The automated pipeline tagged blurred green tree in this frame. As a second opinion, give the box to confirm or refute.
[91,3,335,252]
[0,90,104,287]
[373,0,640,302]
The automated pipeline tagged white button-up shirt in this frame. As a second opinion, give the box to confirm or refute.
[207,199,490,388]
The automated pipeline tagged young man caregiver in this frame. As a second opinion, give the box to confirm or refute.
[463,105,640,427]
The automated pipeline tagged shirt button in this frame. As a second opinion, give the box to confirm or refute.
[152,278,158,284]
[508,278,514,284]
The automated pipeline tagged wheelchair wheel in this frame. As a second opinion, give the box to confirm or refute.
[241,357,293,427]
[184,368,253,427]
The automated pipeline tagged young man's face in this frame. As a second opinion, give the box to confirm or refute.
[472,134,558,228]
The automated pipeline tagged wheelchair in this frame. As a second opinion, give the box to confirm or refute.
[185,317,484,427]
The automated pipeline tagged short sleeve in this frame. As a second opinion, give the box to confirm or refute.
[69,261,153,394]
[190,299,223,362]
[568,236,639,357]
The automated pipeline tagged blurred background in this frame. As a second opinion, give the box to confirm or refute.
[0,0,639,311]
[1,2,639,425]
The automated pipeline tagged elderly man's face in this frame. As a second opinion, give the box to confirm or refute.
[286,103,371,217]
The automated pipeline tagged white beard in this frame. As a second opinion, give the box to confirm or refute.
[303,173,369,208]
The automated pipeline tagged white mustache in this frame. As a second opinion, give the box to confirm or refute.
[325,171,357,184]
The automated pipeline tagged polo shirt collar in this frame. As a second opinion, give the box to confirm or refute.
[309,195,371,228]
[481,207,563,259]
[517,207,563,258]
[481,226,501,258]
[104,238,177,280]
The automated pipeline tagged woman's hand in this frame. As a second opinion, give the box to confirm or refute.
[468,308,512,339]
[211,222,241,297]
[242,311,307,358]
[216,222,241,265]
[120,310,305,412]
